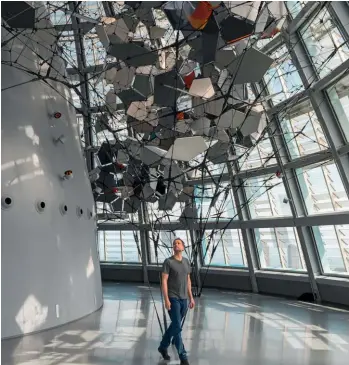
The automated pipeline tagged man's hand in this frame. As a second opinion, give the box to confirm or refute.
[189,297,195,309]
[165,298,171,310]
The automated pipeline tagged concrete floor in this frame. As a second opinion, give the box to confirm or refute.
[2,283,349,365]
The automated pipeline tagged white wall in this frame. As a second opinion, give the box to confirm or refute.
[1,13,103,339]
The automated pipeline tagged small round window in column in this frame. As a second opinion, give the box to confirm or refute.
[76,206,83,218]
[60,203,68,216]
[36,199,47,214]
[1,196,13,210]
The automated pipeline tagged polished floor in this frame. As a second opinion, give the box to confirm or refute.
[2,283,349,365]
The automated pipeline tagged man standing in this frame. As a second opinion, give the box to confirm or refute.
[158,238,195,365]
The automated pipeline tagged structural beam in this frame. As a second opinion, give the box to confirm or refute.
[229,165,259,293]
[55,22,95,34]
[97,211,349,231]
[186,150,332,186]
[69,2,93,171]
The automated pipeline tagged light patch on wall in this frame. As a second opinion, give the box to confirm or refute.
[2,156,32,171]
[19,126,40,145]
[19,169,44,182]
[15,295,48,334]
[56,235,61,250]
[80,330,101,342]
[120,309,146,320]
[86,255,95,278]
[32,153,40,168]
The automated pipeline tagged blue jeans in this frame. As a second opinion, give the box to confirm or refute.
[160,298,188,360]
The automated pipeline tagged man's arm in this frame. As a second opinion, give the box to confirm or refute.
[188,274,195,308]
[162,272,169,302]
[161,261,171,310]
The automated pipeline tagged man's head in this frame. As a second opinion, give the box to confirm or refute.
[172,238,185,254]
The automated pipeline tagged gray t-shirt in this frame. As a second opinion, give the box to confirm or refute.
[162,256,191,299]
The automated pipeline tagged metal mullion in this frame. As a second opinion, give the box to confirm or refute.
[103,231,107,261]
[138,203,149,282]
[274,227,286,269]
[120,231,124,262]
[251,80,322,301]
[329,2,349,40]
[228,162,259,293]
[266,187,285,269]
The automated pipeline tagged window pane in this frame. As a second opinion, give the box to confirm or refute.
[202,229,247,267]
[236,133,277,170]
[195,183,238,221]
[188,152,228,178]
[255,227,306,270]
[147,201,186,222]
[264,45,304,104]
[301,7,349,78]
[327,74,349,141]
[98,231,105,261]
[286,1,307,18]
[148,230,192,264]
[244,174,292,218]
[97,231,141,263]
[78,1,105,19]
[313,225,349,275]
[92,113,128,146]
[280,99,329,159]
[297,162,349,215]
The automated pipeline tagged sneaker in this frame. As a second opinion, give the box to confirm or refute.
[158,347,170,361]
[180,359,189,365]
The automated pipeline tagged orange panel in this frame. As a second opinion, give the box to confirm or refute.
[183,70,196,89]
[188,1,213,30]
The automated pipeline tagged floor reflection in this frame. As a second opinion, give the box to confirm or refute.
[2,283,349,365]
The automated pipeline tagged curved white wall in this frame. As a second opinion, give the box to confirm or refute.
[1,13,103,339]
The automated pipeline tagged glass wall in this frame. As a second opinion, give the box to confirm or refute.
[297,162,349,215]
[327,75,349,141]
[244,174,292,218]
[255,227,306,271]
[300,6,349,78]
[313,225,349,275]
[98,231,141,263]
[264,45,304,104]
[236,133,277,170]
[148,230,192,264]
[286,1,307,18]
[63,1,349,282]
[202,229,247,267]
[195,183,238,221]
[280,99,329,159]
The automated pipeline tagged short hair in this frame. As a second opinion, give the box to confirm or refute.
[172,237,185,247]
